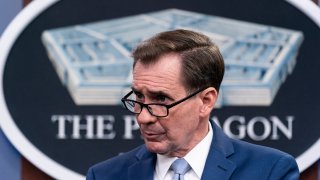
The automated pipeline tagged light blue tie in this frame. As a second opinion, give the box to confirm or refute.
[170,158,191,180]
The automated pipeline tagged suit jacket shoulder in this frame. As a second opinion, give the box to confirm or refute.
[229,137,298,179]
[202,121,299,180]
[86,145,155,180]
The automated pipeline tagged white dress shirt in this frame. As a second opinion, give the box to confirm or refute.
[154,122,213,180]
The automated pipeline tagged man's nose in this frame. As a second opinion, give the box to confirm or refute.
[136,106,157,124]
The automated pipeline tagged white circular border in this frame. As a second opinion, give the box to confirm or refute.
[0,0,84,179]
[0,0,319,179]
[286,0,320,172]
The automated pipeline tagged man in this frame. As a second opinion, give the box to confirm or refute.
[87,29,299,180]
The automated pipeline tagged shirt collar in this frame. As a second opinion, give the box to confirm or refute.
[155,121,213,179]
[184,121,213,178]
[155,154,177,180]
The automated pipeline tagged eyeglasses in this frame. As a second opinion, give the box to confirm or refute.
[121,87,207,117]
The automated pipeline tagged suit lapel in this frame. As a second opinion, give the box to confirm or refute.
[128,146,156,180]
[201,121,236,180]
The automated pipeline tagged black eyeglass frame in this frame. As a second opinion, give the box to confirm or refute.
[121,87,208,117]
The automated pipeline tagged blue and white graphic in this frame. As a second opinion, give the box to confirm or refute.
[41,9,303,107]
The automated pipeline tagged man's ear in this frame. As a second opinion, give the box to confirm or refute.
[199,87,218,117]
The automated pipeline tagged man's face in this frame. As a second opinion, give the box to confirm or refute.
[132,53,209,157]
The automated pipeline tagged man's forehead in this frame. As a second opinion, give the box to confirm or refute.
[131,53,187,94]
[132,77,182,93]
[131,77,186,96]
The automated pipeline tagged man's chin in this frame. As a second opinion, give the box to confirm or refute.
[145,142,167,154]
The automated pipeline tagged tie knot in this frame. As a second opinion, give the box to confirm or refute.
[170,158,191,175]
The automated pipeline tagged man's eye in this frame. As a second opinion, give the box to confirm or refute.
[156,95,167,102]
[134,92,144,100]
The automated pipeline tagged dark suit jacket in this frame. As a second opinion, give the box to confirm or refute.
[86,121,299,180]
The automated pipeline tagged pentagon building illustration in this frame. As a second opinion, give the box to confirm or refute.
[41,9,303,107]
